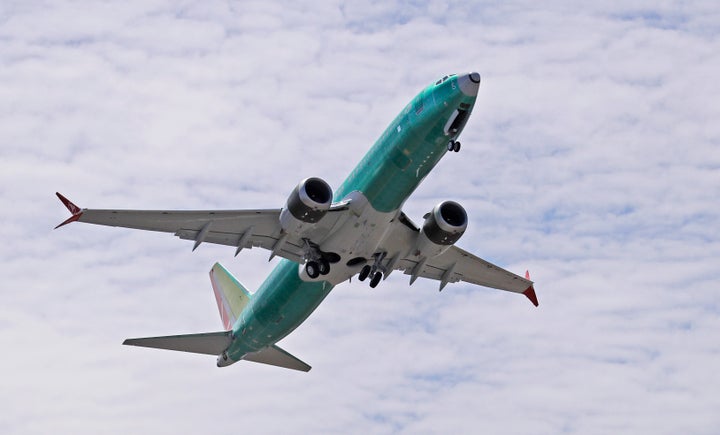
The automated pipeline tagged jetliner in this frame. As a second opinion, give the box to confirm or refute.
[55,72,537,372]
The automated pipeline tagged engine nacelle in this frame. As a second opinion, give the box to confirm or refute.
[279,177,333,236]
[415,201,468,257]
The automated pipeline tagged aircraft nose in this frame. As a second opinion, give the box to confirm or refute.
[457,72,481,96]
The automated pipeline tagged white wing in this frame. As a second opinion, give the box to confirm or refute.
[380,212,538,306]
[54,192,337,263]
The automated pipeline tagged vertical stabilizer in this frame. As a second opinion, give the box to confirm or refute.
[209,263,252,329]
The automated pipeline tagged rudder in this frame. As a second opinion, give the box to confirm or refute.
[209,262,252,329]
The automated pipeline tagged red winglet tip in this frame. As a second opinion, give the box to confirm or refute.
[525,270,530,280]
[55,192,83,229]
[56,192,81,215]
[54,213,82,229]
[523,285,539,307]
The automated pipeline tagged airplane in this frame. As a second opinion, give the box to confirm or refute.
[55,72,538,372]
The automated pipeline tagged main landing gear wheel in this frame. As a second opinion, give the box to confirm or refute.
[369,271,382,288]
[453,141,461,152]
[305,261,320,279]
[318,259,330,275]
[358,265,372,281]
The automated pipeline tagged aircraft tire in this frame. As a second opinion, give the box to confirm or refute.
[358,265,371,281]
[453,141,461,152]
[306,261,320,279]
[318,259,330,275]
[447,141,455,151]
[369,271,382,288]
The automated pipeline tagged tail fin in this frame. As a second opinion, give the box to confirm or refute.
[209,263,252,330]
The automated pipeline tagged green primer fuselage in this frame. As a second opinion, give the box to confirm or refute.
[226,75,477,361]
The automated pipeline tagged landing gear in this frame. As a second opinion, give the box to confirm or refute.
[358,265,372,281]
[357,252,387,288]
[302,239,337,278]
[305,261,320,279]
[447,140,461,152]
[305,258,330,279]
[369,271,382,288]
[318,258,330,275]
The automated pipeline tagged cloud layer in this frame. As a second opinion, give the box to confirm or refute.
[1,1,719,433]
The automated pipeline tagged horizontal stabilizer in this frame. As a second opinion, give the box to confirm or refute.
[243,344,311,372]
[123,331,232,355]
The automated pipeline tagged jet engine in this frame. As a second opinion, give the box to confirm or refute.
[279,177,333,236]
[415,201,468,257]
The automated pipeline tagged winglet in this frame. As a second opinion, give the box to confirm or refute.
[523,285,539,307]
[523,270,539,307]
[54,192,83,229]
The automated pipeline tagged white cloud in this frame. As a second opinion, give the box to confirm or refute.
[1,0,719,433]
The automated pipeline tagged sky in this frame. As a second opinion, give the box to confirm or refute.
[1,0,719,433]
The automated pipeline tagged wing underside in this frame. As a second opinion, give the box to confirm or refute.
[381,213,538,305]
[55,193,537,305]
[83,208,304,258]
[55,193,309,263]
